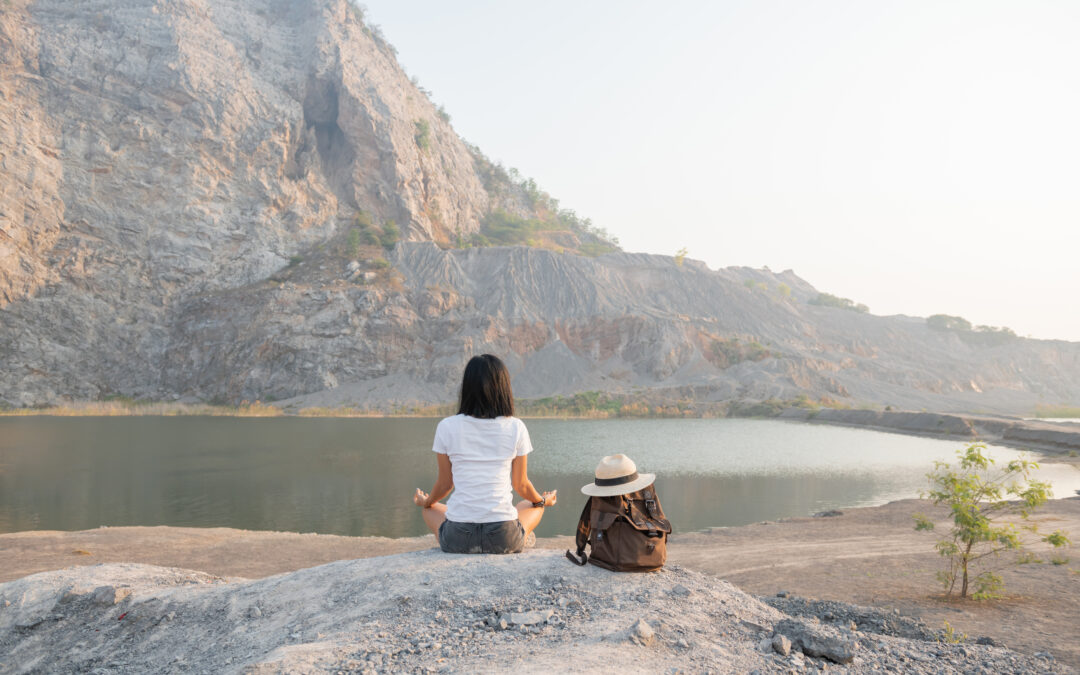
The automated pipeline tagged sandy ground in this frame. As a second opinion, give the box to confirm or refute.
[2,498,1078,667]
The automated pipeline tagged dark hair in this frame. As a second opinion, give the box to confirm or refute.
[457,354,515,419]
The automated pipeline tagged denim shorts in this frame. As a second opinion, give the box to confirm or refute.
[438,519,525,554]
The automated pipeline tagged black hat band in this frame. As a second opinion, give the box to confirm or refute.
[594,471,639,487]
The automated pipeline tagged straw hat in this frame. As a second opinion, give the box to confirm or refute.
[581,454,656,496]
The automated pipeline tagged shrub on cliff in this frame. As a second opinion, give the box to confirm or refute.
[380,220,400,249]
[913,443,1071,599]
[928,314,972,331]
[414,119,431,151]
[809,292,868,313]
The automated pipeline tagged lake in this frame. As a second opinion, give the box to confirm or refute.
[1,417,1077,538]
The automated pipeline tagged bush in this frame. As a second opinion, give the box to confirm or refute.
[288,255,302,267]
[371,258,390,270]
[478,209,543,246]
[928,314,972,331]
[927,315,1018,345]
[913,443,1071,599]
[709,337,770,368]
[345,228,362,258]
[436,105,451,123]
[674,247,688,266]
[809,292,868,313]
[414,119,431,151]
[380,220,400,249]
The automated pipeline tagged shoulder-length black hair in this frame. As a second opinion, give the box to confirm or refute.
[457,354,515,419]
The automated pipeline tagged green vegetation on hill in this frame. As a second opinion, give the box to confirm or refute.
[809,292,869,313]
[466,146,620,256]
[927,314,1018,346]
[413,119,431,151]
[518,391,699,418]
[345,211,399,257]
[707,336,771,368]
[1033,405,1080,419]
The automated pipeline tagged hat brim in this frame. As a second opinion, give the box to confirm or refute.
[581,473,655,497]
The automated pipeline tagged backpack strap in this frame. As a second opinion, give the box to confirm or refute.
[565,497,592,566]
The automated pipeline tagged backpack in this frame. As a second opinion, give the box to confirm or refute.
[564,484,672,572]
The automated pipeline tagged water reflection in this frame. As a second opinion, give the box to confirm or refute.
[0,417,1076,537]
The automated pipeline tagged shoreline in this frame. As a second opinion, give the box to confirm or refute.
[4,403,1079,464]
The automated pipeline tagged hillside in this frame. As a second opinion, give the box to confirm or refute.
[1,0,1078,412]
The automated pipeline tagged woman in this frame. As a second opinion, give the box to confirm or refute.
[414,354,556,554]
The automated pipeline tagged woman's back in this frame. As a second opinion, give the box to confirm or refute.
[433,414,533,523]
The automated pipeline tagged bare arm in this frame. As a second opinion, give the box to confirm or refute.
[511,455,556,506]
[416,453,454,508]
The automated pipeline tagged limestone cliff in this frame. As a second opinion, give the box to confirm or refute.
[1,0,1078,412]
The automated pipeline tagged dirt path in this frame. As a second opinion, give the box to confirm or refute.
[671,498,1080,668]
[3,498,1078,667]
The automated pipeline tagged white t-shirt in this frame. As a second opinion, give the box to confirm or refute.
[432,414,533,523]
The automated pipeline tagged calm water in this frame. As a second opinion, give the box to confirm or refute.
[1,417,1077,538]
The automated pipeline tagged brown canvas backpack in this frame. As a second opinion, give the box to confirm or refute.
[565,484,672,572]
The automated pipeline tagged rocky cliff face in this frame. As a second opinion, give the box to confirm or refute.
[1,0,1079,412]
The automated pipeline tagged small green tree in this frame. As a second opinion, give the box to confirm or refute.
[674,247,688,266]
[380,220,400,248]
[414,119,431,151]
[914,443,1070,599]
[346,228,362,258]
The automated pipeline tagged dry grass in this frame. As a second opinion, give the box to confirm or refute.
[0,401,283,417]
[1034,404,1080,418]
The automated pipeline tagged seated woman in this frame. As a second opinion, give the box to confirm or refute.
[414,354,556,553]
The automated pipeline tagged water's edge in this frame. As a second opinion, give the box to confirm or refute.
[773,408,1080,460]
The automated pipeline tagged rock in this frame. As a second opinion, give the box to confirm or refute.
[630,619,656,647]
[813,510,844,518]
[505,609,553,626]
[248,606,261,619]
[775,618,857,665]
[91,586,131,606]
[757,637,773,653]
[772,634,792,656]
[776,591,790,598]
[976,636,997,646]
[669,584,691,597]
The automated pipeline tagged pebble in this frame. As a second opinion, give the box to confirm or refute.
[631,619,656,647]
[772,634,792,656]
[248,607,261,619]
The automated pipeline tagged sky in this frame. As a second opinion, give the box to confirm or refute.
[360,1,1080,342]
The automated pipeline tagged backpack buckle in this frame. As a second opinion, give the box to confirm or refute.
[645,499,656,511]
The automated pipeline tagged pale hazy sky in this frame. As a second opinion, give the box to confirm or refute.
[361,1,1080,342]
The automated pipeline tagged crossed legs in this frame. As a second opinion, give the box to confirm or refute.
[418,500,545,537]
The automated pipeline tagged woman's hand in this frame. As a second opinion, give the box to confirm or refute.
[541,490,557,507]
[414,488,430,508]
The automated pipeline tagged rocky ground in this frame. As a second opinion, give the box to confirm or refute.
[2,499,1079,673]
[1,548,1070,674]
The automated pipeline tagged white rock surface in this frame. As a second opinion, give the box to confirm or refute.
[0,549,1065,674]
